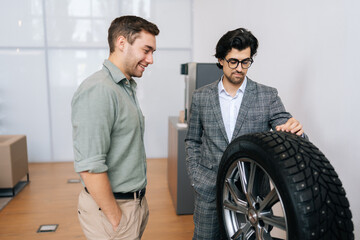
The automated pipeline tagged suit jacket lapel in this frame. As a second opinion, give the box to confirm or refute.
[231,78,256,141]
[209,80,229,144]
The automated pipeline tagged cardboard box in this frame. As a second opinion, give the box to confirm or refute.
[0,135,29,189]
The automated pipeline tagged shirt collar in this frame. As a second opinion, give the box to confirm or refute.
[102,59,137,88]
[218,76,248,97]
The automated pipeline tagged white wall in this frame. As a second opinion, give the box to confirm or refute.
[192,0,360,236]
[0,0,191,161]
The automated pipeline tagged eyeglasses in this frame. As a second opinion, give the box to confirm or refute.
[224,57,254,69]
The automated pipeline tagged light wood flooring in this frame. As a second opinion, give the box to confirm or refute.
[0,158,194,240]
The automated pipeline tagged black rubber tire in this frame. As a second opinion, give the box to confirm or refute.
[216,131,354,240]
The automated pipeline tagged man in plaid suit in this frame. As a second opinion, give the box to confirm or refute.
[185,28,304,239]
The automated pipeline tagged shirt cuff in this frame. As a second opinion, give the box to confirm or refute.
[74,155,108,173]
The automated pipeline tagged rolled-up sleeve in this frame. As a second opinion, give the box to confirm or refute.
[71,82,116,173]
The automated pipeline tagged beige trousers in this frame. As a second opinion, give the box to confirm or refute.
[77,189,149,240]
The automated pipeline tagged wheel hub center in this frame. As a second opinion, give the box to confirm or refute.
[248,208,258,225]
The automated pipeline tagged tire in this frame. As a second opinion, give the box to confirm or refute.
[216,131,354,240]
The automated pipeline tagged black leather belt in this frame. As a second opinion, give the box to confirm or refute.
[84,187,146,200]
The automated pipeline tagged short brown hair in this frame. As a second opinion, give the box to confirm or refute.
[108,15,159,53]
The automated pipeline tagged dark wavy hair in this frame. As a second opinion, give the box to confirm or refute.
[108,15,159,53]
[215,28,258,69]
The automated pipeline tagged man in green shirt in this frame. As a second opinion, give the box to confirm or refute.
[71,16,159,240]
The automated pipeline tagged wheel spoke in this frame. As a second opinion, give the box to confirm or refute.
[244,226,255,240]
[231,222,253,240]
[255,224,262,239]
[237,161,247,194]
[237,161,255,205]
[259,188,279,212]
[255,225,272,240]
[247,161,256,197]
[259,227,273,240]
[231,229,243,240]
[225,179,248,207]
[223,199,247,214]
[260,215,286,230]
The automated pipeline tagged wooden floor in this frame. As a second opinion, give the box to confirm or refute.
[0,159,194,240]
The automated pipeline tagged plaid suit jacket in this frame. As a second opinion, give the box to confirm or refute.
[185,78,292,202]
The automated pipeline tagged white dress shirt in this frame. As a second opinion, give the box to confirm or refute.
[218,77,247,142]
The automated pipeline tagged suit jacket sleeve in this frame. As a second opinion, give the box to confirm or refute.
[268,88,309,139]
[185,91,202,185]
[268,88,292,129]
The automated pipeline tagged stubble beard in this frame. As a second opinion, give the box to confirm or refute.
[123,60,144,79]
[133,64,144,78]
[226,71,245,86]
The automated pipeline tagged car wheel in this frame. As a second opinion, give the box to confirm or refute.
[216,131,354,240]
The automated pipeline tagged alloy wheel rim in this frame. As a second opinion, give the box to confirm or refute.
[222,157,288,240]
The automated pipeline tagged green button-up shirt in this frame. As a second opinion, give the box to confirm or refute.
[71,59,146,193]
